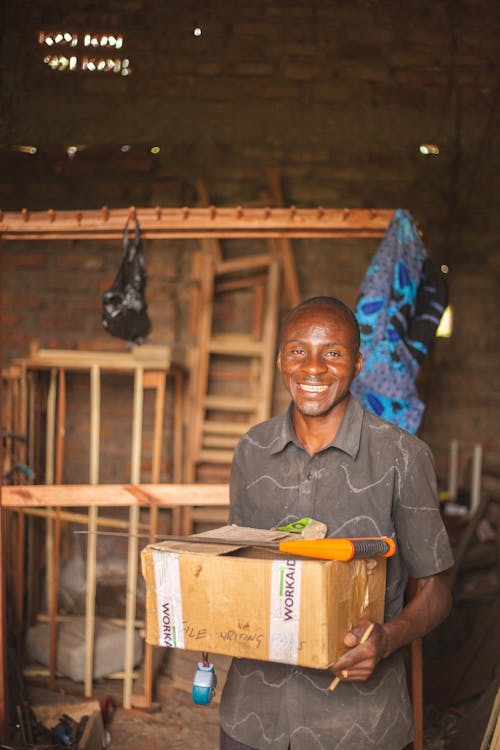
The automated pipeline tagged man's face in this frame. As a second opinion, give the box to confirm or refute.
[277,305,362,418]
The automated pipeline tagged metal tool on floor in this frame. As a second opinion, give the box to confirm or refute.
[192,653,217,705]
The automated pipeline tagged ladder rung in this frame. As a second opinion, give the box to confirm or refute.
[203,421,249,436]
[215,254,273,275]
[208,335,265,356]
[198,449,235,464]
[204,395,260,412]
[203,435,240,449]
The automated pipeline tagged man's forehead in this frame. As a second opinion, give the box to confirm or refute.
[283,305,347,332]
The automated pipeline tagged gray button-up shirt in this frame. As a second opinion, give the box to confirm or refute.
[220,396,453,750]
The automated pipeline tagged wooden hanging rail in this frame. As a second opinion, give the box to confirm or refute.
[0,206,395,240]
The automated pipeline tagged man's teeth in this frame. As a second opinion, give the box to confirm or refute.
[299,384,328,393]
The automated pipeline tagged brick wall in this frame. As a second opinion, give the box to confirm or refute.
[1,0,499,488]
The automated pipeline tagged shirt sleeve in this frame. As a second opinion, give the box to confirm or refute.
[393,443,454,578]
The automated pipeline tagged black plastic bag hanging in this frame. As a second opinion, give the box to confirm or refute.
[101,218,152,344]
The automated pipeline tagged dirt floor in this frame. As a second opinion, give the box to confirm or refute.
[101,687,220,750]
[22,672,469,750]
[25,674,221,750]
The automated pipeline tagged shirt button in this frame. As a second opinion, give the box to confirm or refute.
[307,472,313,480]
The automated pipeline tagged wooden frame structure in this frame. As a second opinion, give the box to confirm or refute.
[1,203,428,750]
[3,346,185,707]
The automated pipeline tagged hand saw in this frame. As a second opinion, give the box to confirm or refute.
[156,535,396,561]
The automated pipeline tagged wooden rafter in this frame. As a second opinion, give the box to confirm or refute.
[0,206,394,240]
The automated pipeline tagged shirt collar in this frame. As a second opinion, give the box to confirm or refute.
[270,395,363,459]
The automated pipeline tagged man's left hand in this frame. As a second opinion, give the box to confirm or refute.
[329,617,387,681]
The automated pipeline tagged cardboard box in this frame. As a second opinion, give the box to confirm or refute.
[141,529,386,669]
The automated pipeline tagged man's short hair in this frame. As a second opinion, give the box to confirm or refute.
[280,296,360,353]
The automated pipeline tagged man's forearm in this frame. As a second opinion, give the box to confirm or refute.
[381,570,452,659]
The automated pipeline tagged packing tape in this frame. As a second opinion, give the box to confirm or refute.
[152,550,185,648]
[269,558,302,664]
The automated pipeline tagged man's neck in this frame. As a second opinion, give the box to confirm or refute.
[292,397,349,456]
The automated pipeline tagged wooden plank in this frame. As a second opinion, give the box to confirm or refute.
[186,248,216,482]
[410,639,423,750]
[19,349,171,372]
[267,168,301,308]
[257,258,280,422]
[195,179,223,265]
[1,483,230,508]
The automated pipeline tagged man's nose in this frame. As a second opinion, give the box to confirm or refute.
[302,352,326,375]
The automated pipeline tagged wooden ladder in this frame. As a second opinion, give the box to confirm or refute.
[184,248,281,514]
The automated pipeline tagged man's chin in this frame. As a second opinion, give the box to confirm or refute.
[295,401,332,417]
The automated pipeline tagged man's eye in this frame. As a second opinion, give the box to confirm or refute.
[325,351,340,358]
[290,347,305,356]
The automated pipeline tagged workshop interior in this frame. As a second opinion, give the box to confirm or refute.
[0,1,499,748]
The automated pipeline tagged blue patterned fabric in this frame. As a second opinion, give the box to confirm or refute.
[351,209,448,434]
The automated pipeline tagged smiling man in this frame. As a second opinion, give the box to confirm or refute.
[219,296,454,750]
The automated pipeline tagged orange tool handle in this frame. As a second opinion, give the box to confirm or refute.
[277,536,396,561]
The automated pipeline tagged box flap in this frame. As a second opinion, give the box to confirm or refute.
[149,540,243,556]
[193,525,291,542]
[146,526,294,556]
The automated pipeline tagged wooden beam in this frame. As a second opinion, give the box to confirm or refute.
[1,483,230,508]
[0,206,394,240]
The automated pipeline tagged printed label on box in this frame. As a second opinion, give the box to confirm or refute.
[152,550,185,648]
[269,558,302,664]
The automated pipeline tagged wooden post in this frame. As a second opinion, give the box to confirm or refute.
[45,368,57,618]
[84,365,100,697]
[49,368,65,688]
[470,443,482,515]
[411,638,424,750]
[0,499,7,739]
[15,509,25,653]
[139,371,164,707]
[447,439,459,502]
[0,356,7,736]
[172,366,184,484]
[123,366,143,709]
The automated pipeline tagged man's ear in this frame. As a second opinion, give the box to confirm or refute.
[276,351,282,372]
[354,351,363,378]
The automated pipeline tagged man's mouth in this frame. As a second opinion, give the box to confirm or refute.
[298,384,329,393]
